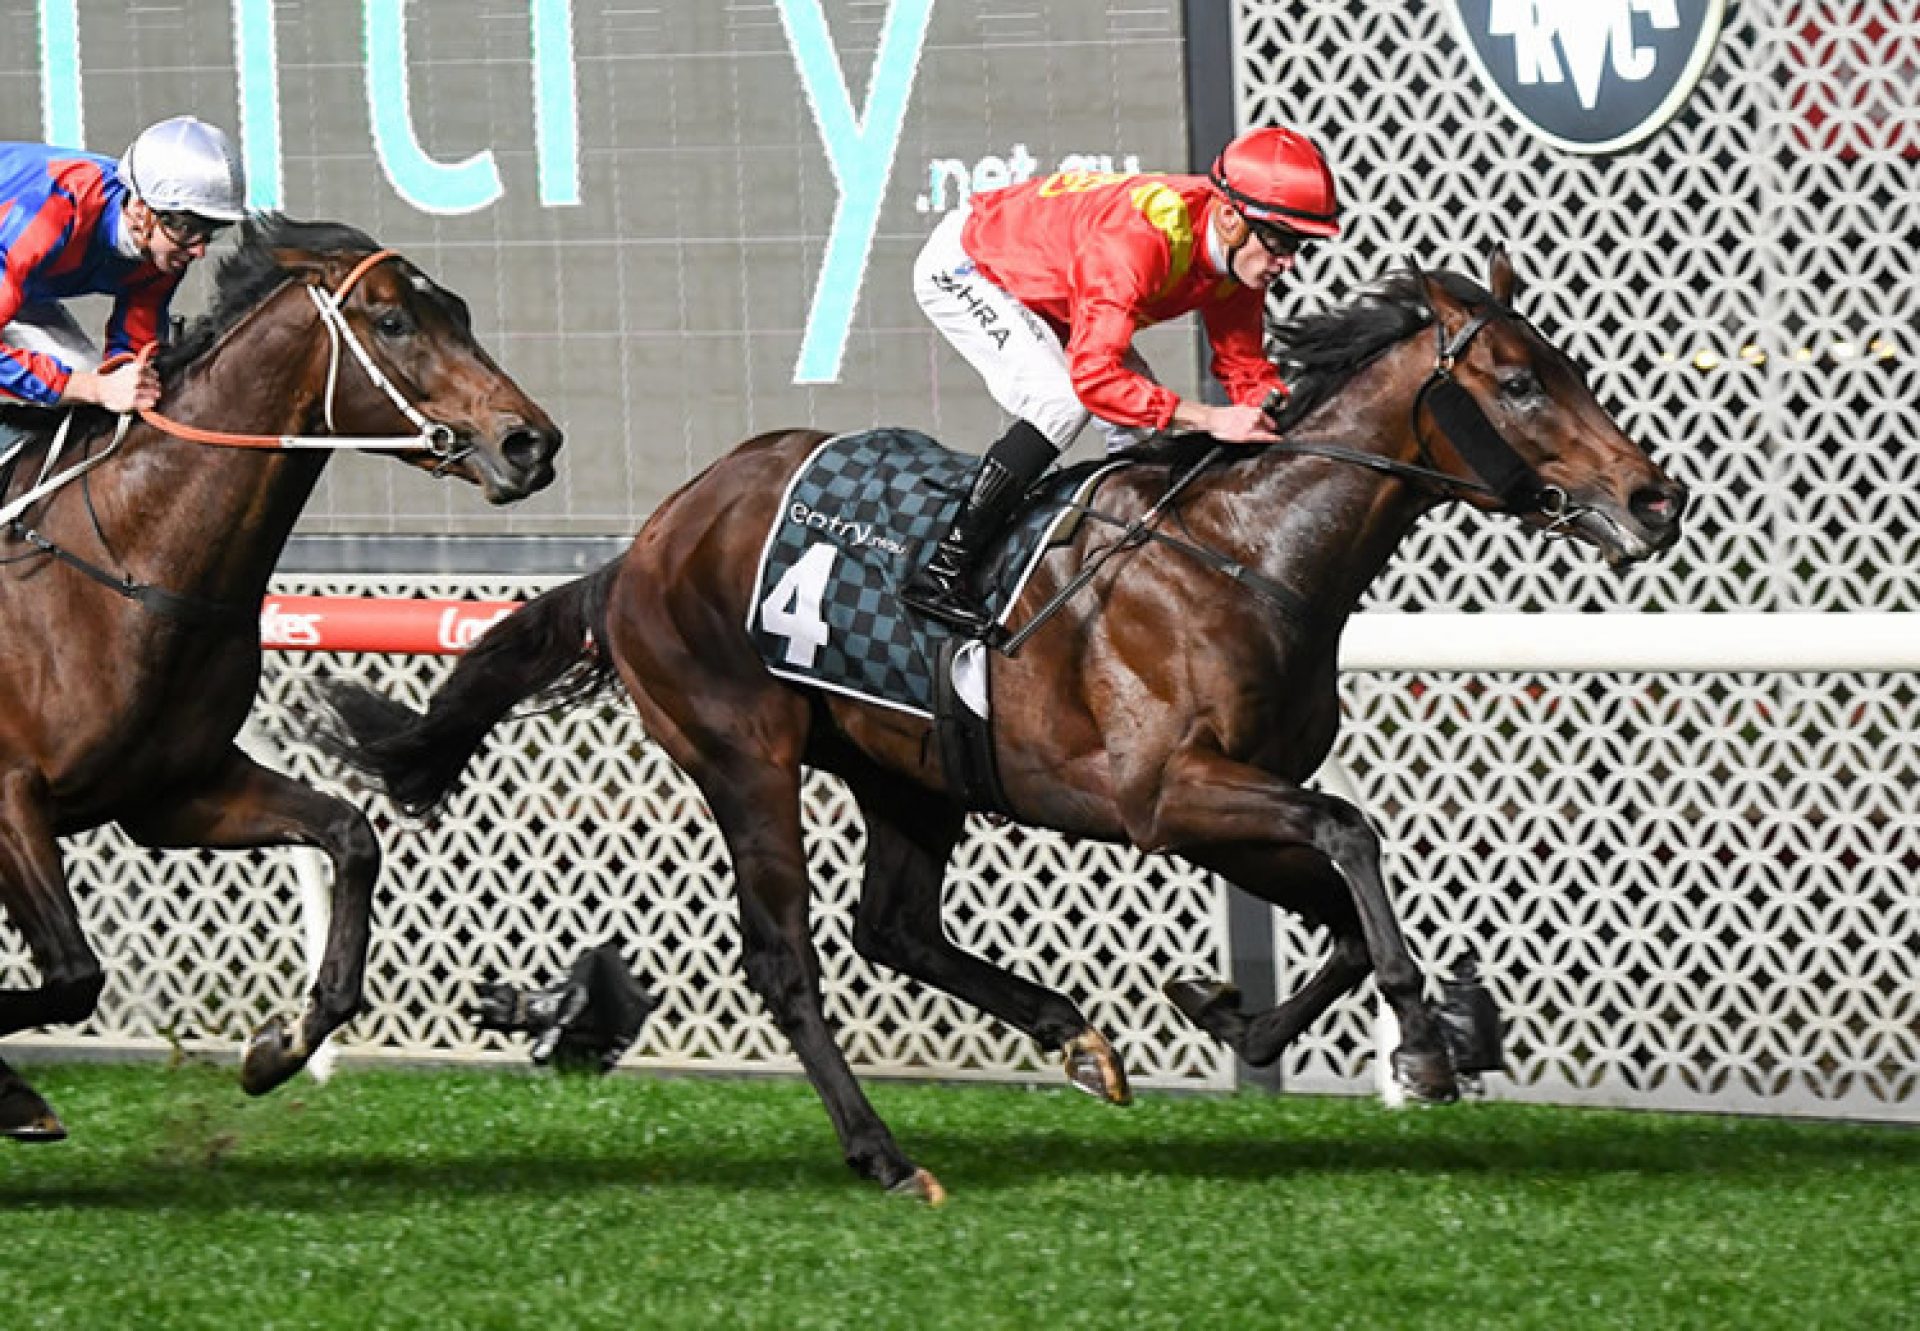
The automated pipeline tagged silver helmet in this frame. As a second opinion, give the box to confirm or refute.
[117,116,247,222]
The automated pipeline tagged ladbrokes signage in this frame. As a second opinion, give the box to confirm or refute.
[1446,1,1728,154]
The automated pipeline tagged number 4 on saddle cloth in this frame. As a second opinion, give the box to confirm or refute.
[751,427,1118,720]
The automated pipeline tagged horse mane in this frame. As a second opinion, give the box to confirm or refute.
[0,214,379,447]
[1104,266,1494,474]
[1267,266,1490,429]
[158,215,379,374]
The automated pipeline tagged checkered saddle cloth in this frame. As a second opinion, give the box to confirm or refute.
[750,427,1113,717]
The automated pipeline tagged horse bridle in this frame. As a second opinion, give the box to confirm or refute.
[1407,303,1559,518]
[134,248,469,469]
[1266,299,1562,520]
[1003,299,1578,652]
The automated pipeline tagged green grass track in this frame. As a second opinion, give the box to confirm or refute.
[3,1062,1915,1329]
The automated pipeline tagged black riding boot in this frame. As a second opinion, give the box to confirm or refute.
[902,419,1058,636]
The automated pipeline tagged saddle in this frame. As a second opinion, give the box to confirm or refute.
[750,427,1117,717]
[749,427,1121,812]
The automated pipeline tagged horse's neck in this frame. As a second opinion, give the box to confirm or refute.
[87,302,328,604]
[1233,459,1432,621]
[1222,349,1443,627]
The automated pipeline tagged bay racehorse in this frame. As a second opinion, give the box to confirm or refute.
[319,249,1683,1201]
[0,216,561,1142]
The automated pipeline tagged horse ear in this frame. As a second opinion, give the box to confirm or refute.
[1412,262,1453,323]
[1489,244,1521,307]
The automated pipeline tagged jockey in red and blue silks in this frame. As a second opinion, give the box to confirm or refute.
[902,125,1343,639]
[0,116,247,417]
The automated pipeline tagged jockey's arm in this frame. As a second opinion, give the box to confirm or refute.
[1067,299,1279,445]
[1067,250,1282,446]
[1170,396,1280,444]
[59,273,174,412]
[1194,285,1287,443]
[57,352,160,414]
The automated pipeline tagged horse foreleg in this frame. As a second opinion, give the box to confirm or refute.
[1165,848,1371,1067]
[848,776,1129,1104]
[701,762,943,1201]
[0,768,100,1141]
[1128,750,1457,1103]
[124,747,379,1096]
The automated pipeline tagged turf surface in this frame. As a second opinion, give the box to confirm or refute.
[3,1062,1914,1329]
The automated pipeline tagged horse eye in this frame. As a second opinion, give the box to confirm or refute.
[1500,372,1542,402]
[376,310,412,338]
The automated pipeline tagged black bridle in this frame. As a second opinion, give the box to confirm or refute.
[1273,295,1563,518]
[1408,303,1557,516]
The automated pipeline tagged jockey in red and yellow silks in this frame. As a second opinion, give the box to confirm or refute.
[903,125,1343,639]
[956,171,1286,433]
[0,117,246,417]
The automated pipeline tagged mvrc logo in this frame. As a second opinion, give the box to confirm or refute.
[1446,0,1728,154]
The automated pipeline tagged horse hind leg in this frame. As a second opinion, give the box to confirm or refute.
[0,769,104,1141]
[124,748,380,1096]
[847,774,1130,1104]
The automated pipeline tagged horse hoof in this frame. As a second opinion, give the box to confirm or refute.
[1062,1029,1133,1106]
[887,1167,948,1206]
[0,1078,66,1142]
[240,1017,305,1097]
[1,1103,67,1143]
[1393,1048,1460,1105]
[1164,978,1248,1047]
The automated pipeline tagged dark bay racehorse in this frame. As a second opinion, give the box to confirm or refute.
[0,216,560,1141]
[320,250,1683,1201]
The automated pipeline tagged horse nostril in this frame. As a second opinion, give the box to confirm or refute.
[1630,483,1687,530]
[501,425,559,472]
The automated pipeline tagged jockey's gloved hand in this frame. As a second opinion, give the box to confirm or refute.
[1261,386,1290,429]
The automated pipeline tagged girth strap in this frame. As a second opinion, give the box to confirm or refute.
[932,637,1011,815]
[9,521,255,627]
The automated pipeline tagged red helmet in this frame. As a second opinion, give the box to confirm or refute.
[1208,127,1340,239]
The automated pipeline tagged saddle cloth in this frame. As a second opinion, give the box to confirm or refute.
[749,427,1117,717]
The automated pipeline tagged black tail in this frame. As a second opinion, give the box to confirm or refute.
[315,560,622,816]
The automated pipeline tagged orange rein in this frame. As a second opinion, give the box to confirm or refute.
[128,248,400,450]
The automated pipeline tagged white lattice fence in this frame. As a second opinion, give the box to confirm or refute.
[5,580,1915,1119]
[1285,664,1919,1120]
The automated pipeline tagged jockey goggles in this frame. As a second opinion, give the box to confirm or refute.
[1248,220,1314,260]
[154,211,229,247]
